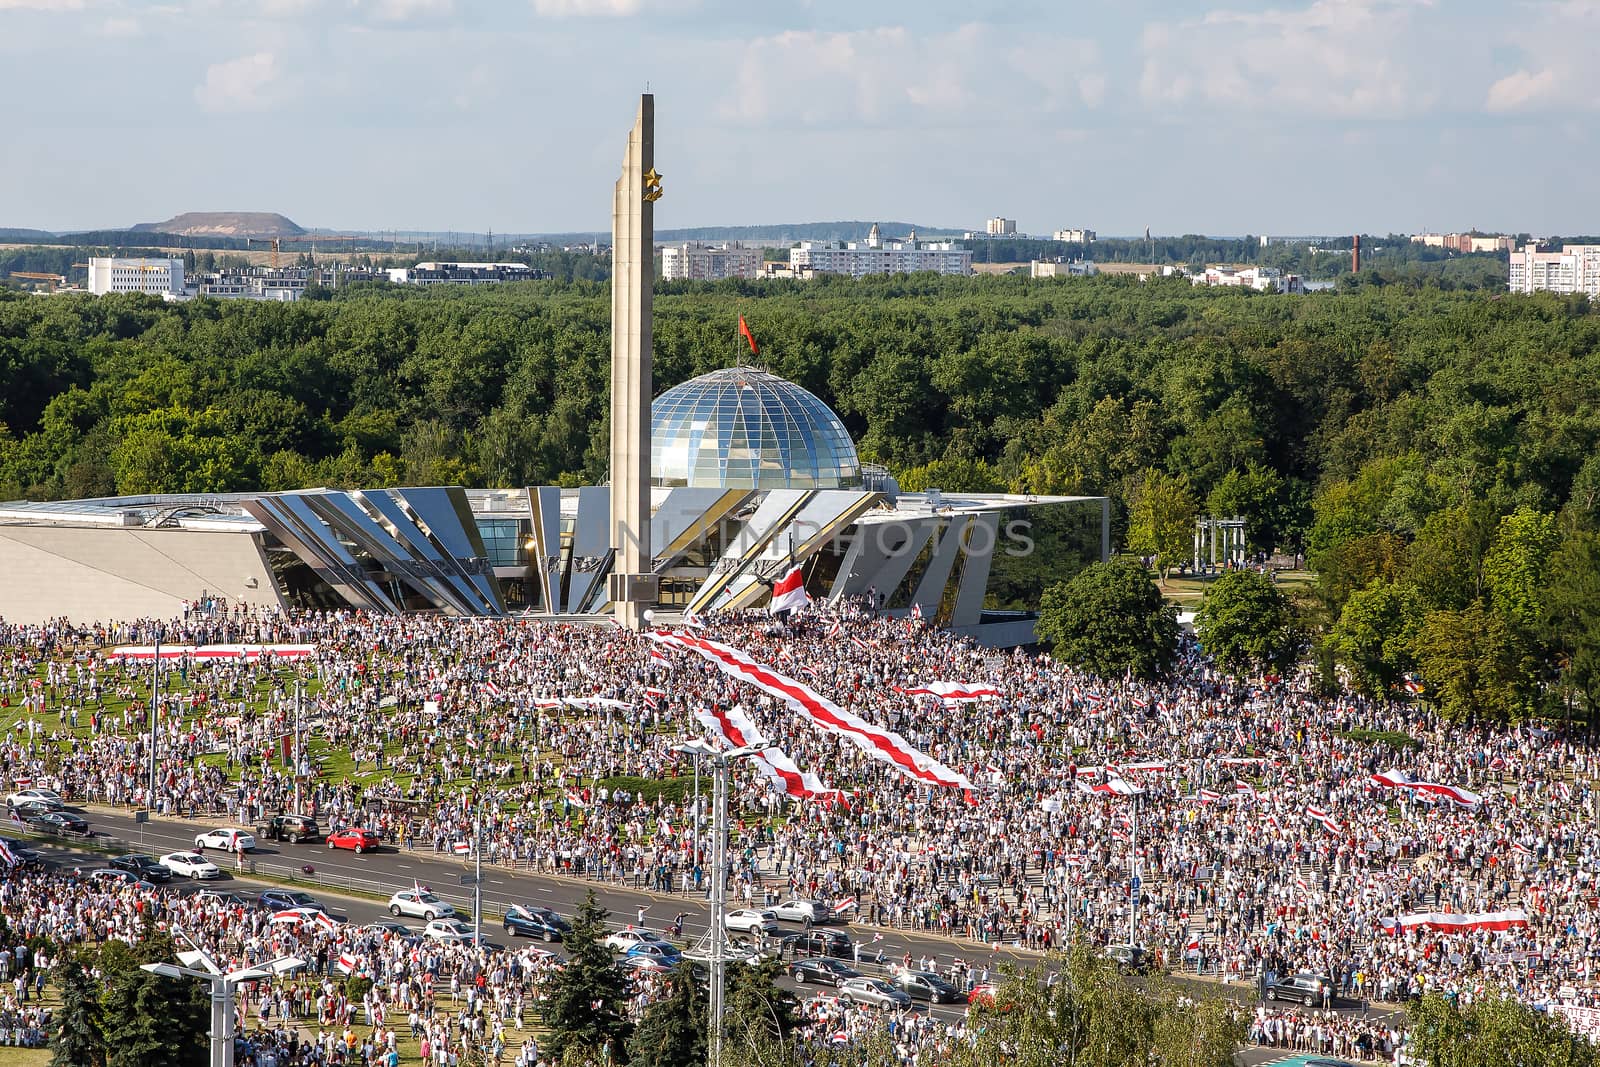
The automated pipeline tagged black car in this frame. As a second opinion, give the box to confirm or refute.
[892,970,967,1004]
[263,813,322,844]
[788,957,861,987]
[258,889,326,913]
[1102,944,1150,975]
[108,854,172,883]
[1269,972,1335,1007]
[9,800,50,820]
[27,811,87,836]
[504,905,570,942]
[781,929,855,960]
[0,837,43,866]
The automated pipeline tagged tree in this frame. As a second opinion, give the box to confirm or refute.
[1195,569,1304,677]
[541,889,633,1063]
[722,957,803,1067]
[1036,559,1179,680]
[627,964,705,1067]
[1412,602,1527,724]
[97,932,209,1067]
[1543,528,1600,721]
[1206,463,1285,553]
[1328,580,1424,697]
[51,957,106,1067]
[1484,505,1560,631]
[1126,468,1197,582]
[1410,991,1597,1067]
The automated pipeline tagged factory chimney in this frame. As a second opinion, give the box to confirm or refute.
[1352,234,1361,274]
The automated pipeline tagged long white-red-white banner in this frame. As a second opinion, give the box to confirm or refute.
[1370,770,1483,808]
[894,681,1002,702]
[693,704,846,805]
[1381,910,1528,934]
[109,644,316,661]
[651,631,975,796]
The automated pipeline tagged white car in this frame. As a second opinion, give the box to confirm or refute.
[604,928,669,953]
[422,918,476,943]
[194,828,257,853]
[388,889,456,921]
[6,789,63,811]
[160,851,222,880]
[725,909,779,937]
[772,898,829,924]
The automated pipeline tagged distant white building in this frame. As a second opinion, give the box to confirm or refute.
[986,217,1016,236]
[385,262,546,286]
[791,224,971,278]
[1031,260,1097,279]
[1052,229,1096,244]
[1508,243,1600,297]
[660,243,763,282]
[86,257,184,296]
[1192,265,1303,293]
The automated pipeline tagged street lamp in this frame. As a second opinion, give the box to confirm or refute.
[141,934,304,1067]
[674,738,762,1067]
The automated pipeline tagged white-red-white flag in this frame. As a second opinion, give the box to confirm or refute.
[769,565,810,615]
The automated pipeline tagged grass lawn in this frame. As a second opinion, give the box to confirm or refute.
[1160,568,1316,610]
[0,1048,48,1066]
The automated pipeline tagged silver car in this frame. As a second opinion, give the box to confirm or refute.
[838,977,911,1010]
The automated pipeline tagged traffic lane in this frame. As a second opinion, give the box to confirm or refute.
[32,840,974,1023]
[77,806,1030,972]
[63,808,1402,1028]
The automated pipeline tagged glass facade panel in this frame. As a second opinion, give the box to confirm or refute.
[650,368,862,490]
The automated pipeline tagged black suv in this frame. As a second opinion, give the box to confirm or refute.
[107,854,172,883]
[264,814,322,844]
[504,905,571,942]
[782,929,855,959]
[1270,972,1335,1007]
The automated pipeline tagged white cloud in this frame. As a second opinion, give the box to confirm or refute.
[1483,1,1600,113]
[720,24,1104,128]
[367,0,454,20]
[97,14,138,34]
[532,0,638,15]
[1485,69,1557,112]
[1140,0,1445,119]
[194,51,280,113]
[0,0,87,9]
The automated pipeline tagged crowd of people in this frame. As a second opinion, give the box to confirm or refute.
[2,598,1599,1059]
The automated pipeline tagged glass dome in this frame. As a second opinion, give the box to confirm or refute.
[651,367,861,490]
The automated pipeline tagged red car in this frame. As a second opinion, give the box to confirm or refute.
[326,828,382,854]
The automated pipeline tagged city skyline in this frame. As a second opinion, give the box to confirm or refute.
[3,0,1597,237]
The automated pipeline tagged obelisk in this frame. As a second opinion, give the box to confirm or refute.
[608,94,657,630]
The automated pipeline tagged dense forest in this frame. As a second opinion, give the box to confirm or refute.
[2,274,1598,716]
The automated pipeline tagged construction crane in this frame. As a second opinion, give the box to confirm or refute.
[6,271,67,292]
[247,235,359,268]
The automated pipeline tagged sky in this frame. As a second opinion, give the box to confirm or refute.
[1,0,1596,237]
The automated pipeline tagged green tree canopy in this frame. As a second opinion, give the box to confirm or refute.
[1036,559,1179,680]
[1126,468,1198,581]
[1195,569,1304,677]
[1327,579,1424,697]
[541,889,634,1063]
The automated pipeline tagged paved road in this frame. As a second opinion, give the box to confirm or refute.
[17,804,1410,1038]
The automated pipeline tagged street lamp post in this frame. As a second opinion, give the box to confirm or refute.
[141,935,303,1067]
[675,739,761,1067]
[149,627,162,812]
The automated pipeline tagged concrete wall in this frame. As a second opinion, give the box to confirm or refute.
[0,525,283,625]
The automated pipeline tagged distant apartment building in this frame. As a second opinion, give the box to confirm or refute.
[1052,229,1096,244]
[195,265,381,302]
[1192,265,1303,293]
[790,224,971,278]
[1508,243,1600,297]
[1031,259,1098,279]
[385,262,547,286]
[1411,232,1517,254]
[660,242,762,281]
[1259,235,1332,247]
[987,217,1016,236]
[86,257,184,296]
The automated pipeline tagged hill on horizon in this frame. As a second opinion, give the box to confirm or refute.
[131,211,305,238]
